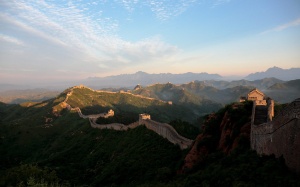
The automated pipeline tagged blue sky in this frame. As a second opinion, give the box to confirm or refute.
[0,0,300,84]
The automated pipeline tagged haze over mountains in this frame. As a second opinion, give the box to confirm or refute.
[1,67,299,105]
[130,78,300,105]
[1,66,299,91]
[85,71,222,88]
[1,67,299,186]
[245,66,300,81]
[84,67,300,89]
[1,85,299,186]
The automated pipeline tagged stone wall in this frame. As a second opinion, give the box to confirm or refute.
[63,92,193,149]
[251,98,300,172]
[62,85,194,149]
[142,119,193,149]
[88,114,193,149]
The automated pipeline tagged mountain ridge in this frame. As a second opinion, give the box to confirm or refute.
[1,66,299,91]
[85,71,222,88]
[1,85,299,186]
[245,66,300,81]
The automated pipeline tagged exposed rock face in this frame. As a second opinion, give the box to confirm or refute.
[218,112,251,154]
[180,134,210,173]
[180,103,252,173]
[181,99,300,173]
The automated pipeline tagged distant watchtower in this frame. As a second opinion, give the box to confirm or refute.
[139,113,151,125]
[107,109,114,116]
[104,109,114,118]
[78,84,85,88]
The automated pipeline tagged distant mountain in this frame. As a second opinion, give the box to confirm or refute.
[265,79,300,103]
[0,88,60,104]
[179,81,253,104]
[131,78,299,104]
[4,67,298,91]
[268,79,300,90]
[131,82,253,105]
[0,84,33,92]
[131,82,221,109]
[84,70,287,91]
[245,67,300,81]
[200,77,283,90]
[84,71,222,88]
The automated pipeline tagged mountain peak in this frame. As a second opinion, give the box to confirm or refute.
[135,71,148,75]
[245,67,300,81]
[266,66,282,72]
[84,71,223,88]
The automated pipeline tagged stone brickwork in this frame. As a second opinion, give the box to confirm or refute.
[251,98,300,172]
[88,111,193,149]
[142,119,193,149]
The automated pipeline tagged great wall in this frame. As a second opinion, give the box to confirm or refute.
[247,88,300,172]
[61,85,193,150]
[60,85,300,170]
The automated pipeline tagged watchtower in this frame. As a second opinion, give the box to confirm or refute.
[105,109,114,118]
[139,113,151,125]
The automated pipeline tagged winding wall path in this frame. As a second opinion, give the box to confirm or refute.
[61,86,193,149]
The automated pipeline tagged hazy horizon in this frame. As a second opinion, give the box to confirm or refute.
[0,66,299,87]
[1,0,300,85]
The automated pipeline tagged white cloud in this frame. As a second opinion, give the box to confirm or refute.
[118,0,139,12]
[113,0,231,21]
[0,0,179,78]
[261,18,300,35]
[0,34,24,46]
[145,0,198,21]
[213,0,231,6]
[0,0,234,82]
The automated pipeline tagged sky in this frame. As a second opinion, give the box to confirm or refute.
[0,0,300,84]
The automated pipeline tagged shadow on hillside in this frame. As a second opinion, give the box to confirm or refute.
[9,96,55,104]
[79,101,221,126]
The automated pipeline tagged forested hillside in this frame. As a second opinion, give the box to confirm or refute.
[0,87,299,186]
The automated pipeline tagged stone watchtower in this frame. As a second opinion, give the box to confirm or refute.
[139,113,151,125]
[104,109,114,118]
[107,109,114,116]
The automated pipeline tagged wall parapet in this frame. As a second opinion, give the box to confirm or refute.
[251,98,300,172]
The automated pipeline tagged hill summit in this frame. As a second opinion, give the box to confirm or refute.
[0,87,299,186]
[245,66,300,81]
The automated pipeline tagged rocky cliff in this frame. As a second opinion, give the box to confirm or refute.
[181,102,252,172]
[181,99,300,173]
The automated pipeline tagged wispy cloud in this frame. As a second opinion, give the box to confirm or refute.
[0,0,179,78]
[0,34,24,46]
[118,0,139,12]
[114,0,231,21]
[143,0,198,21]
[213,0,231,6]
[0,0,233,82]
[261,18,300,35]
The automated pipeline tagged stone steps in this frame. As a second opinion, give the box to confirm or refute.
[254,106,268,125]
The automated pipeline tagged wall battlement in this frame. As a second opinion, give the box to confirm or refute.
[251,98,300,172]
